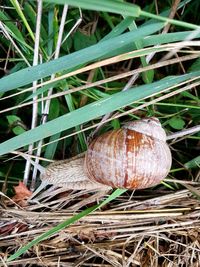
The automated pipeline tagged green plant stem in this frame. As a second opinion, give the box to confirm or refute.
[10,0,35,41]
[140,10,199,30]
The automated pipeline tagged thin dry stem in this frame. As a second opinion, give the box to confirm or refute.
[0,21,30,66]
[31,4,69,187]
[166,125,200,140]
[23,0,43,186]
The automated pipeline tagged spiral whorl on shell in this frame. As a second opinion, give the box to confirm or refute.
[84,117,172,189]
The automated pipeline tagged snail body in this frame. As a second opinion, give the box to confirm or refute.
[41,118,172,190]
[41,154,110,190]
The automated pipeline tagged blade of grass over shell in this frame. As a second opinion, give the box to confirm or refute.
[7,188,126,262]
[44,0,199,30]
[0,22,164,93]
[0,71,200,156]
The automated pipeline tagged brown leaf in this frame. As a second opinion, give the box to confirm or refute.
[0,222,28,235]
[12,181,32,206]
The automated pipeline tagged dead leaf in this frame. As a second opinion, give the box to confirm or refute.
[0,222,28,235]
[12,181,32,206]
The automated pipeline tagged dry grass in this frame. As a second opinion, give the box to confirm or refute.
[1,186,200,266]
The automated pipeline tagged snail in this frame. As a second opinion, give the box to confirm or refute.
[40,117,172,191]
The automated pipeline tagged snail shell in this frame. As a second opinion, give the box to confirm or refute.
[84,117,172,189]
[40,117,172,191]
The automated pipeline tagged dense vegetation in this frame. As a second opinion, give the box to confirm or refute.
[0,0,200,266]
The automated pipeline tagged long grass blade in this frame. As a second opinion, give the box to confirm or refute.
[0,71,199,156]
[44,0,199,29]
[44,0,141,18]
[0,22,164,93]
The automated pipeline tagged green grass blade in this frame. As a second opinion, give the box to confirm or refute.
[0,22,164,93]
[43,133,61,164]
[0,10,25,42]
[64,91,87,151]
[101,16,134,42]
[47,7,55,55]
[140,10,199,30]
[98,188,127,209]
[126,20,154,84]
[0,11,33,53]
[44,0,141,17]
[7,188,126,262]
[142,30,200,47]
[10,0,35,41]
[7,205,97,262]
[44,0,199,30]
[184,156,200,169]
[1,28,199,95]
[0,71,200,156]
